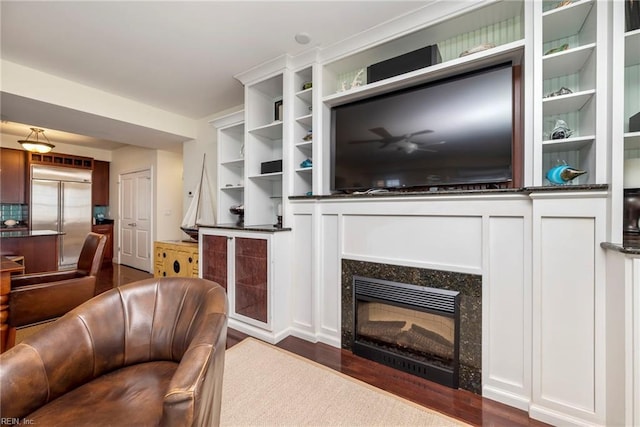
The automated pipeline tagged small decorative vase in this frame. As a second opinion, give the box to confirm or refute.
[546,162,587,185]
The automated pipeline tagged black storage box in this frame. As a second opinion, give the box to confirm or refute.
[630,111,640,133]
[261,160,282,174]
[367,45,442,84]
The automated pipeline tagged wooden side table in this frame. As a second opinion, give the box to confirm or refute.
[1,256,25,352]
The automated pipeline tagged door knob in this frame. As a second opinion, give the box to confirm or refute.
[128,222,137,227]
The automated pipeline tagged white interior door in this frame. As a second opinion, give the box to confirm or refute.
[120,169,152,272]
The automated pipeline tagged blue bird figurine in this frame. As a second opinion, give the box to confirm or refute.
[546,162,587,185]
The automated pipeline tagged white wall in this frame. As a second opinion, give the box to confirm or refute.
[1,60,196,139]
[156,150,184,241]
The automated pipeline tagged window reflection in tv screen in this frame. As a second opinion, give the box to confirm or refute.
[331,64,513,191]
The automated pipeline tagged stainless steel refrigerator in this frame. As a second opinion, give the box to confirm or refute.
[31,164,92,269]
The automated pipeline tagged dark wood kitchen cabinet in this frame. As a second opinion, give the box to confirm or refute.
[92,223,113,265]
[92,160,110,206]
[0,148,26,204]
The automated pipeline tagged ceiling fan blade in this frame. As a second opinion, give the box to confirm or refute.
[369,127,393,138]
[348,139,386,144]
[407,129,434,137]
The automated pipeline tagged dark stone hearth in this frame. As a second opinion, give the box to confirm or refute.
[341,259,482,395]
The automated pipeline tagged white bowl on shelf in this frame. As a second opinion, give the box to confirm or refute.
[3,219,17,227]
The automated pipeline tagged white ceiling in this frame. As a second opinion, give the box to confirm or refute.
[0,1,430,150]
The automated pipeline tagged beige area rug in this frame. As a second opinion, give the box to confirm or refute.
[221,337,468,427]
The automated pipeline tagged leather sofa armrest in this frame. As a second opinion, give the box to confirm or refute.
[11,270,84,288]
[0,343,51,420]
[162,314,227,427]
[9,276,97,327]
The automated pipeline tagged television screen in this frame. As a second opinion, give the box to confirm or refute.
[331,64,514,192]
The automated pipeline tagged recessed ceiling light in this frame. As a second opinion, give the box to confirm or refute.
[295,32,311,45]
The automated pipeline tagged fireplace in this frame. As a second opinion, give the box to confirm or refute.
[353,276,461,388]
[342,259,481,394]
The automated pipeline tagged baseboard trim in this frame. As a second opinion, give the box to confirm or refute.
[528,404,598,427]
[482,385,529,411]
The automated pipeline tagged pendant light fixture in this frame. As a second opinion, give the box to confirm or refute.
[18,127,55,153]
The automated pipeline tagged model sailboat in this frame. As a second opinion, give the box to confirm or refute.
[181,155,215,241]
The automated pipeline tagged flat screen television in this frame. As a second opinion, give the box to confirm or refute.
[331,63,516,192]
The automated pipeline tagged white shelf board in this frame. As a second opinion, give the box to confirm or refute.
[295,141,313,152]
[323,39,524,108]
[249,172,283,181]
[220,158,244,168]
[625,132,640,150]
[295,167,313,173]
[542,135,595,152]
[542,89,595,116]
[296,88,313,103]
[220,185,244,191]
[542,0,594,43]
[249,121,283,140]
[626,29,640,67]
[296,114,312,127]
[543,43,595,80]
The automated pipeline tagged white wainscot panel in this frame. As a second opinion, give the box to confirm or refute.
[539,217,595,413]
[484,216,530,409]
[319,214,341,346]
[292,214,313,333]
[342,215,482,272]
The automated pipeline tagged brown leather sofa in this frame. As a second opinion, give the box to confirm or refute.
[0,277,228,426]
[7,231,107,348]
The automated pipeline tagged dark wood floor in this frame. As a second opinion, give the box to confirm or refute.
[100,264,548,427]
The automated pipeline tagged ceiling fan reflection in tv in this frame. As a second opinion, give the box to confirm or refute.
[349,127,445,154]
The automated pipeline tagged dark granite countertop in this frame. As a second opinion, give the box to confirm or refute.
[198,223,292,232]
[600,242,640,255]
[290,184,609,200]
[0,229,64,238]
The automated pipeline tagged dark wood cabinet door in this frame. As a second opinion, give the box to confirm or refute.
[202,234,228,291]
[0,148,26,204]
[92,160,110,206]
[92,224,113,263]
[235,237,267,323]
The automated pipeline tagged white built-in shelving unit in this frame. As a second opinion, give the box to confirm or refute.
[211,110,245,225]
[243,72,286,226]
[292,66,314,196]
[535,0,604,186]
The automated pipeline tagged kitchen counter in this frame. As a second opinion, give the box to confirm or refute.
[0,229,63,238]
[0,231,61,273]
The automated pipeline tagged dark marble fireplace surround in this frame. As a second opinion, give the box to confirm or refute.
[341,259,482,394]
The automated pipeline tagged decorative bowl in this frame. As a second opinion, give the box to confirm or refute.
[3,219,17,227]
